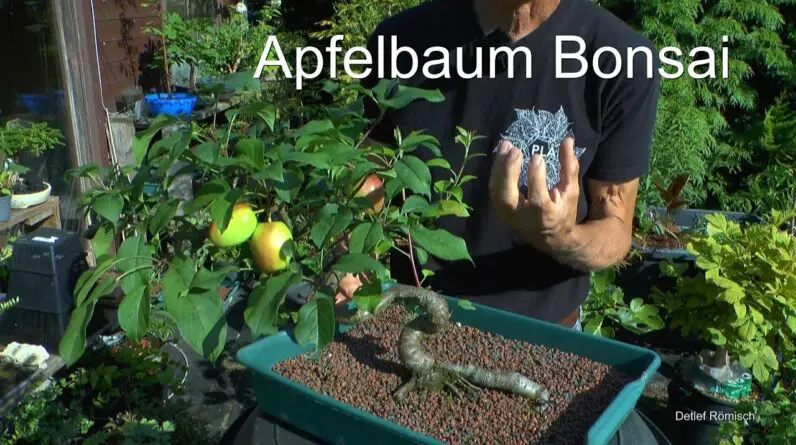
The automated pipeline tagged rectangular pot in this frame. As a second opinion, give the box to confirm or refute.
[237,296,661,445]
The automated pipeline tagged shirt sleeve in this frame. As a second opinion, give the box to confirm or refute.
[586,62,661,182]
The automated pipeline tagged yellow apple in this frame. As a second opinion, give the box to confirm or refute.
[209,203,258,247]
[251,221,293,273]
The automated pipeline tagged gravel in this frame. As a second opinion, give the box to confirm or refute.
[275,305,635,445]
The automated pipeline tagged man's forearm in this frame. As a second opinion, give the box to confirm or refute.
[543,216,631,272]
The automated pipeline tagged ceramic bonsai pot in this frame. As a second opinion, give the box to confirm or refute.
[11,182,51,210]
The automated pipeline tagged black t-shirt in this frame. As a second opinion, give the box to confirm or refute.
[361,0,661,323]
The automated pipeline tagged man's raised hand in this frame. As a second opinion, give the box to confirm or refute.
[488,137,581,254]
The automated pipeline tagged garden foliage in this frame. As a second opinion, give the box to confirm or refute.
[657,212,796,384]
[596,0,795,210]
[582,268,665,338]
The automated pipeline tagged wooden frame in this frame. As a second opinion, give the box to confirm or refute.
[51,1,112,266]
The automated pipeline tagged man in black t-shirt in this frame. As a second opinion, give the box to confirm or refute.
[335,0,661,329]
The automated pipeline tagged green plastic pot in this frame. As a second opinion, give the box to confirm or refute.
[237,293,661,445]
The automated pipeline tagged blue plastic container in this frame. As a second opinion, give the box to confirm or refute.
[238,295,662,445]
[17,93,53,116]
[144,93,197,117]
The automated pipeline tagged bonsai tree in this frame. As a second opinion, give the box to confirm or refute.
[61,79,551,406]
[657,211,796,384]
[0,120,62,194]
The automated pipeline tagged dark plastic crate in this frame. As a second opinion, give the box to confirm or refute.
[0,305,71,352]
[7,228,87,314]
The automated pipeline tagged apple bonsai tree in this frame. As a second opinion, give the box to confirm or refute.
[61,79,550,406]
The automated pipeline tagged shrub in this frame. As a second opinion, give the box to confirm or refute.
[657,212,796,384]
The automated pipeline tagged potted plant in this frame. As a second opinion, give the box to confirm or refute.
[654,211,796,445]
[141,0,198,117]
[0,170,19,222]
[0,119,65,210]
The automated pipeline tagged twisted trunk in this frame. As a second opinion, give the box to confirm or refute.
[375,284,550,408]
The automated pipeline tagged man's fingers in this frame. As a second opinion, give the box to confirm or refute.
[557,137,580,193]
[526,154,552,208]
[489,140,523,213]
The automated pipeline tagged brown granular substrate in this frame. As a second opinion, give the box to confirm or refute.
[275,306,635,445]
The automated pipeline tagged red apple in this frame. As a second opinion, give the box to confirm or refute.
[355,174,385,214]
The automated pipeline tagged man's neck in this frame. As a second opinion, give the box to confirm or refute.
[473,0,562,41]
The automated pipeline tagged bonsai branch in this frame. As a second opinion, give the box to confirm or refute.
[375,285,550,408]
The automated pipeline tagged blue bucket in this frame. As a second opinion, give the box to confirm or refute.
[144,93,197,117]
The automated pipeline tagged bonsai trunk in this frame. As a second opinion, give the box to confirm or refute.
[374,284,550,408]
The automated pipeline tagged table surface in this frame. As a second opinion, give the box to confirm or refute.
[0,196,60,232]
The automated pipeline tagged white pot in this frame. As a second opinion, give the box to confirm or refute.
[11,182,52,209]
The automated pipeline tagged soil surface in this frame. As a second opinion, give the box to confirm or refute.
[11,178,47,195]
[275,306,635,445]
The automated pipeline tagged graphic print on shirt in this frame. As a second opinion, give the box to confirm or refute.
[501,107,587,191]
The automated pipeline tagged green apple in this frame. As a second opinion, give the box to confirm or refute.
[251,221,293,273]
[209,203,258,247]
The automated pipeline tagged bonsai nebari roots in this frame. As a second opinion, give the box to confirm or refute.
[374,284,550,409]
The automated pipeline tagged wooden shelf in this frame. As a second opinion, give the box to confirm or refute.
[0,197,61,247]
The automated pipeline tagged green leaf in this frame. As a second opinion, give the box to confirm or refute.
[273,167,304,203]
[427,158,451,170]
[292,120,334,138]
[584,315,604,336]
[133,115,179,164]
[184,179,230,214]
[401,196,429,214]
[87,277,117,304]
[400,132,440,154]
[118,285,150,341]
[381,86,444,109]
[93,192,124,225]
[116,236,154,296]
[149,199,180,235]
[235,138,265,170]
[193,141,220,165]
[283,151,331,169]
[457,300,476,311]
[353,282,382,315]
[91,223,116,258]
[166,286,227,362]
[295,296,335,350]
[332,254,388,278]
[422,200,470,218]
[706,327,727,346]
[394,156,432,197]
[245,272,301,339]
[162,257,196,303]
[761,346,779,369]
[311,207,353,248]
[210,190,243,232]
[348,223,384,255]
[59,301,97,365]
[733,303,748,319]
[252,161,284,182]
[409,225,472,262]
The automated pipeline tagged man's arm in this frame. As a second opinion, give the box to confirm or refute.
[549,178,638,272]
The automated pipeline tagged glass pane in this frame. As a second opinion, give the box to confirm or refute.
[0,0,78,227]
